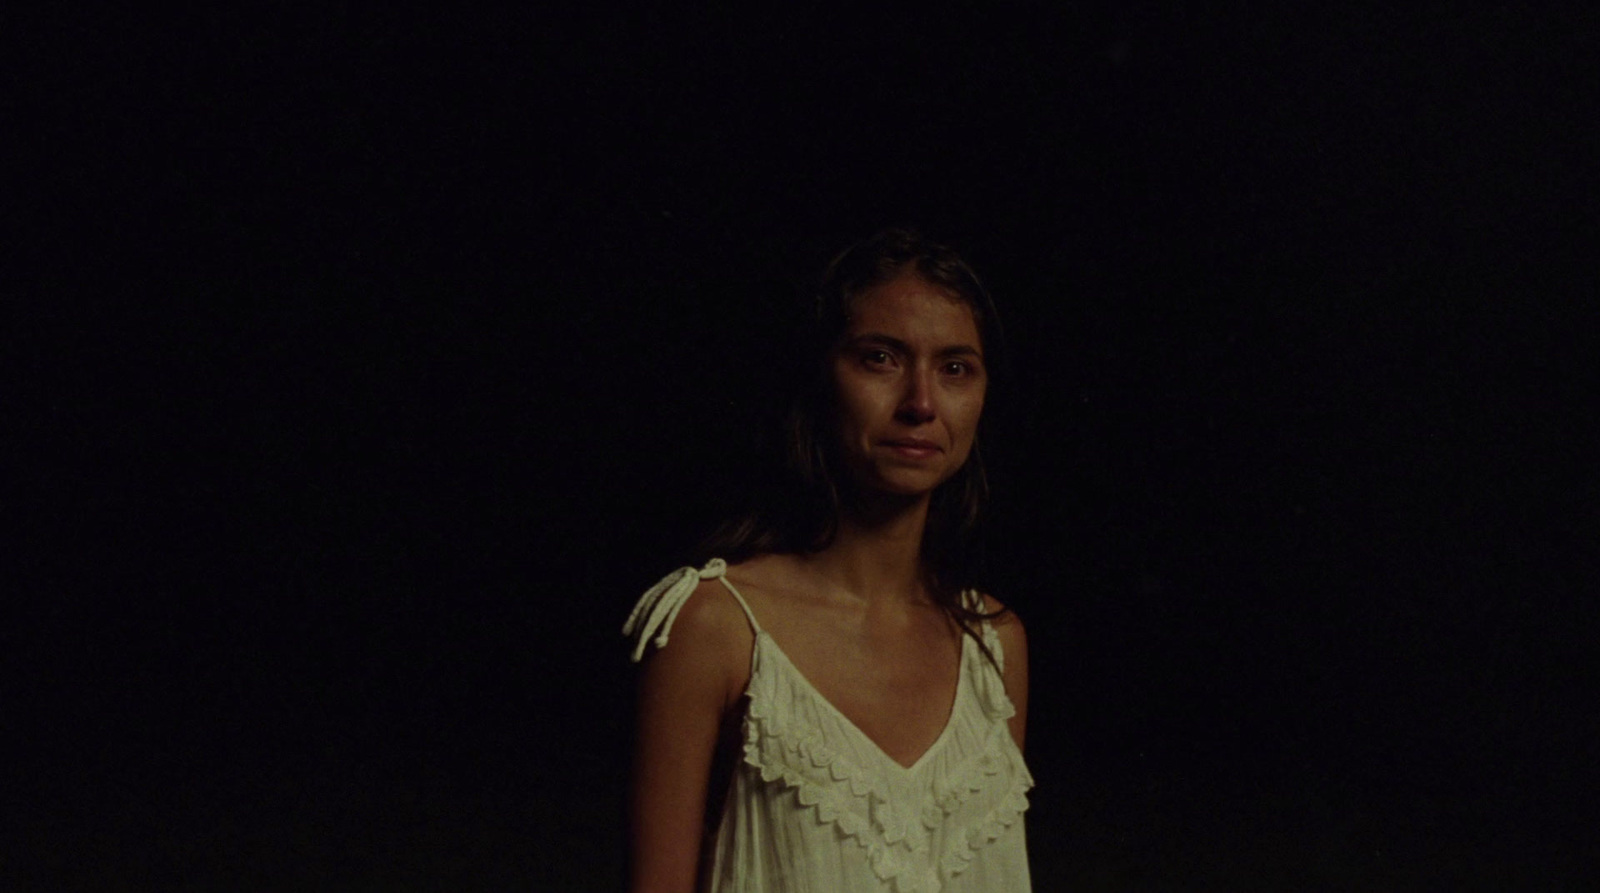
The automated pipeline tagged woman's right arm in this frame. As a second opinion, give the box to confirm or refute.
[628,580,748,893]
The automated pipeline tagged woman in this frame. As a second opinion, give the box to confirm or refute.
[623,228,1032,892]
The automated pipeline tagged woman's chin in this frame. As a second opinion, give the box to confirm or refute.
[852,470,947,500]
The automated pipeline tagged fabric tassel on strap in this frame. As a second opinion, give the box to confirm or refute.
[622,558,728,662]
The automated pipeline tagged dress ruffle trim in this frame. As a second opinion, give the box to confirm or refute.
[972,620,1019,726]
[742,638,1032,893]
[964,593,1020,725]
[938,775,1033,881]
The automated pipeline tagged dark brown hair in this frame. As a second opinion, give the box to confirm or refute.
[692,227,1012,658]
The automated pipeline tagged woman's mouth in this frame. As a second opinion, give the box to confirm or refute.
[881,439,942,460]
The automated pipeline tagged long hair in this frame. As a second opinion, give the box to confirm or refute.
[691,228,1012,654]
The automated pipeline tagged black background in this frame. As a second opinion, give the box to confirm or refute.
[11,4,1599,890]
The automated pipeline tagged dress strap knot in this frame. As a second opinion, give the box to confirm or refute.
[622,558,728,662]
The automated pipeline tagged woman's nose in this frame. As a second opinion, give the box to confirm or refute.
[895,369,936,423]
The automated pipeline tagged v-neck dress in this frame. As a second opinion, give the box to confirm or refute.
[625,558,1034,893]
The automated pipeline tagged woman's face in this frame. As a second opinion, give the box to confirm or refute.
[828,270,988,499]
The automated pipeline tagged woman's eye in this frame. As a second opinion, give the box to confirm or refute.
[863,350,893,366]
[943,361,971,376]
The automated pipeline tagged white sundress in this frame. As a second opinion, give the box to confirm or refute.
[625,558,1034,893]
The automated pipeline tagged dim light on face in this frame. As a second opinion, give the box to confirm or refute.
[828,271,988,499]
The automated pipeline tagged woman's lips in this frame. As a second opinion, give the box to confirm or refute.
[882,440,941,460]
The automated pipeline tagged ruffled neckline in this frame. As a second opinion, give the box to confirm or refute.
[753,628,970,774]
[738,604,1032,892]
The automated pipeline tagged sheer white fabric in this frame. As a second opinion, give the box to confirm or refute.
[626,559,1034,892]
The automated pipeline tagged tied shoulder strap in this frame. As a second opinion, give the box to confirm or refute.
[963,587,1004,672]
[961,587,1018,722]
[622,558,729,663]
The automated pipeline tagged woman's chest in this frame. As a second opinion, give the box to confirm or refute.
[761,615,964,767]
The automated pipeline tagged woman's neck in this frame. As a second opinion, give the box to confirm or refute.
[802,490,932,607]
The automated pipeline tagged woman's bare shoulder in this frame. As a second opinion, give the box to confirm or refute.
[633,573,755,709]
[628,561,754,662]
[668,575,754,651]
[976,591,1019,617]
[977,592,1027,645]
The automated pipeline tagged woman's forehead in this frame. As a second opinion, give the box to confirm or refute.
[843,274,982,346]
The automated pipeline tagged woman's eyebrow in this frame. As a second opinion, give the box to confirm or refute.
[845,333,983,359]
